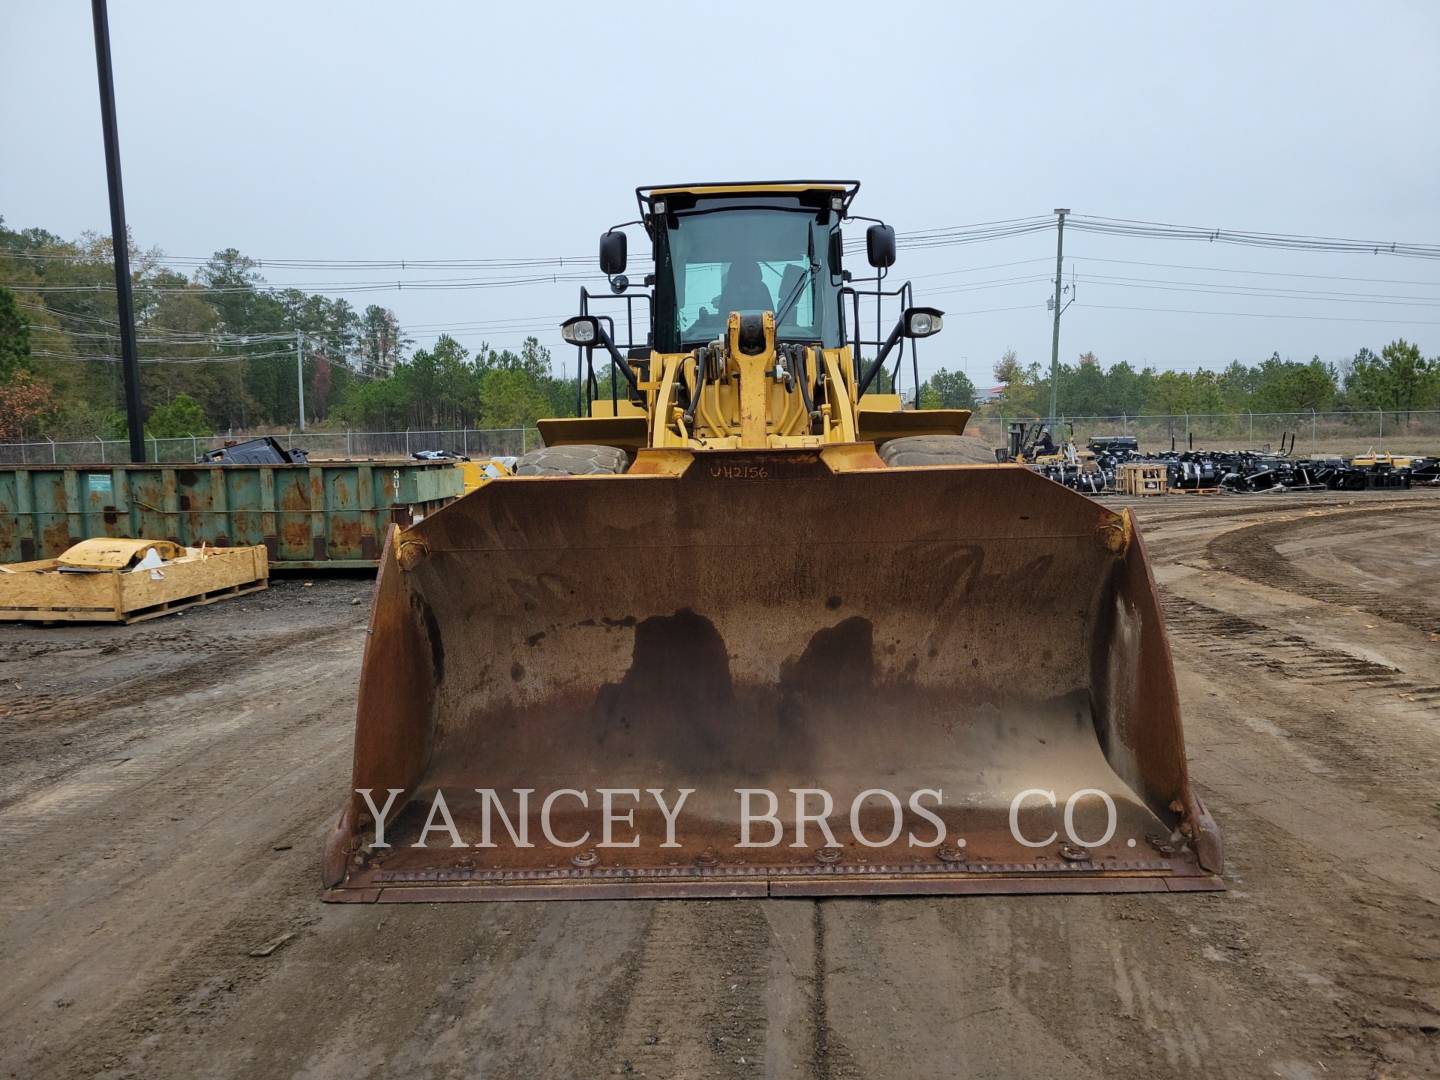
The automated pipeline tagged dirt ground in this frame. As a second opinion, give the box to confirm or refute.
[2,489,1438,1080]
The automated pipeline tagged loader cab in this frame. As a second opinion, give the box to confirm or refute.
[566,180,943,433]
[637,183,859,354]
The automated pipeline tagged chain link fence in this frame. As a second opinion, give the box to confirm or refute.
[3,412,1438,465]
[966,410,1440,456]
[0,427,539,465]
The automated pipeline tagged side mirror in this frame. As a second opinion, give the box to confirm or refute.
[865,223,896,269]
[560,315,601,347]
[901,306,943,338]
[599,230,627,275]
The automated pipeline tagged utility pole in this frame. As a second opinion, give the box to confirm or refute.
[1048,208,1069,428]
[295,330,307,432]
[91,0,145,462]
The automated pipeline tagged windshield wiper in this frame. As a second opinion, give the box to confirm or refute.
[772,225,819,332]
[773,258,818,330]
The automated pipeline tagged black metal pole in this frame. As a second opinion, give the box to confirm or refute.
[908,284,920,407]
[91,0,145,462]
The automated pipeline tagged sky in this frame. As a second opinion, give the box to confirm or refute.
[2,1,1439,390]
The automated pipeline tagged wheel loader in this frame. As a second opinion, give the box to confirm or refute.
[323,181,1222,902]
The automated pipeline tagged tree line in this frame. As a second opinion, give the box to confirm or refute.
[972,342,1439,419]
[0,217,580,440]
[839,339,1437,419]
[2,215,1436,441]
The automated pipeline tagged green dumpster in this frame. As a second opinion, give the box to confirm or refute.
[0,461,461,569]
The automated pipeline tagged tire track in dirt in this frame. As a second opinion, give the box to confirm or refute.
[0,629,361,860]
[601,900,774,1077]
[1160,592,1440,821]
[31,841,328,1080]
[128,899,640,1079]
[808,902,863,1080]
[1158,505,1440,1078]
[1330,883,1440,1075]
[0,719,352,1080]
[1206,505,1440,635]
[1179,774,1440,1078]
[0,622,367,1080]
[1162,592,1440,711]
[0,622,365,815]
[0,622,359,728]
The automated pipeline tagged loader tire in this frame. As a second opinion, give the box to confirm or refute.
[880,434,998,467]
[514,444,629,476]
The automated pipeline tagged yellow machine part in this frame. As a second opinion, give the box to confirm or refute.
[323,448,1221,902]
[588,399,647,419]
[457,459,514,495]
[1351,453,1413,469]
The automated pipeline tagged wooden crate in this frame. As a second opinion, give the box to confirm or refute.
[0,544,268,623]
[1118,463,1169,497]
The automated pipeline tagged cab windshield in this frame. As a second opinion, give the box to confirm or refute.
[655,206,840,351]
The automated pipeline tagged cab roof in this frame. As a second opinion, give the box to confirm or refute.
[636,180,859,219]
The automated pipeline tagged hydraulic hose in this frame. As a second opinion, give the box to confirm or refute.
[792,345,818,432]
[683,345,711,427]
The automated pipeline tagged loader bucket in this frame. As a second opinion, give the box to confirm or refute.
[323,448,1222,902]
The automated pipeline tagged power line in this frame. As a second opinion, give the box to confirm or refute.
[1072,255,1440,288]
[17,303,322,344]
[0,249,607,270]
[923,275,1054,298]
[14,211,1440,377]
[30,347,297,364]
[1075,303,1440,325]
[938,303,1040,317]
[0,271,608,295]
[908,257,1055,281]
[1066,215,1440,259]
[27,327,305,345]
[3,214,1058,269]
[899,215,1056,236]
[8,211,1440,282]
[15,298,124,328]
[1076,273,1440,306]
[17,295,565,351]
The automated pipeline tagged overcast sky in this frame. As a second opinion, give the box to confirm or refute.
[3,1,1438,388]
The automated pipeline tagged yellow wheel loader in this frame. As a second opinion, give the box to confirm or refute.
[323,181,1222,902]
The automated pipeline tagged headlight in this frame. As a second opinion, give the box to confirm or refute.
[902,307,944,338]
[561,315,600,346]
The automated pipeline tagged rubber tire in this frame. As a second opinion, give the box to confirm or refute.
[879,434,998,467]
[514,444,629,476]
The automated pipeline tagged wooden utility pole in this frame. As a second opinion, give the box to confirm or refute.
[1048,209,1069,427]
[296,331,307,432]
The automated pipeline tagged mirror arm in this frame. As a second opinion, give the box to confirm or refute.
[594,323,640,396]
[856,317,906,398]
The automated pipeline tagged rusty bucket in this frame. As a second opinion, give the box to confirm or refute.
[323,450,1221,902]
